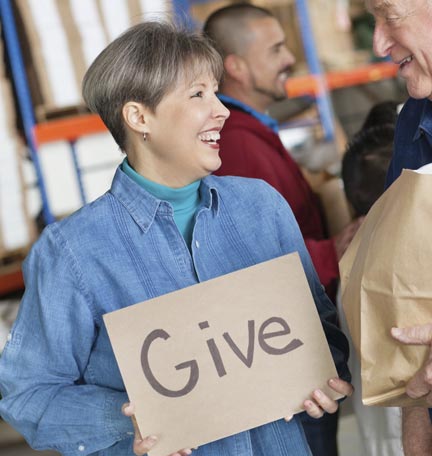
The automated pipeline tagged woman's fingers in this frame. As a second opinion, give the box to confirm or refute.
[303,398,324,418]
[303,378,354,419]
[122,403,194,456]
[122,402,135,417]
[133,435,158,456]
[328,378,354,397]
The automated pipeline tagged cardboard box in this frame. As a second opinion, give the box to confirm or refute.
[14,0,171,114]
[0,138,37,257]
[0,79,18,139]
[36,132,122,217]
[15,0,83,108]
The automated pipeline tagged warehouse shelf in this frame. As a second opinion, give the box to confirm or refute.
[32,63,398,147]
[33,63,398,146]
[285,62,399,98]
[1,0,401,225]
[0,0,400,297]
[34,114,106,145]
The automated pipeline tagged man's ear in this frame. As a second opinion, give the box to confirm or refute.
[224,54,248,83]
[122,102,150,135]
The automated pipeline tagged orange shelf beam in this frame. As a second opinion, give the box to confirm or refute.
[0,265,24,296]
[285,62,399,98]
[34,113,107,145]
[31,63,398,145]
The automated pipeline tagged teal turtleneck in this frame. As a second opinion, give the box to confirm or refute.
[121,159,201,249]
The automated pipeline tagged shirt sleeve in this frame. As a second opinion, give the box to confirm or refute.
[272,189,351,383]
[304,238,339,300]
[0,226,133,455]
[385,98,415,189]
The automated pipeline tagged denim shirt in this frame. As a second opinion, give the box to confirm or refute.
[0,169,349,456]
[386,97,432,188]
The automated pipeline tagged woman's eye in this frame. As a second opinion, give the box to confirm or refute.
[192,91,203,98]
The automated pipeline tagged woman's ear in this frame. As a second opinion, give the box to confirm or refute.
[122,102,150,135]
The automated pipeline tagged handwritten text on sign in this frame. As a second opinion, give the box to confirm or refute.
[141,316,304,397]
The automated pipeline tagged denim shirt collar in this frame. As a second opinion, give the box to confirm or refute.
[218,94,279,134]
[110,167,220,233]
[414,99,432,141]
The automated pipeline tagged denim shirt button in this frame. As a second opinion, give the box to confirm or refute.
[78,444,85,452]
[6,333,12,342]
[195,240,200,249]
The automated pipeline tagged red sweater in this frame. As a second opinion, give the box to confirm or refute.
[215,107,339,301]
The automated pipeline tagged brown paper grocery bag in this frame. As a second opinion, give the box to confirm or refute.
[340,169,432,407]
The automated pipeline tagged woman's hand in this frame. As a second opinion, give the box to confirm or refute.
[122,403,193,456]
[303,378,353,419]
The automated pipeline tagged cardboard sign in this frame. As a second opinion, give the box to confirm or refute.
[104,253,340,456]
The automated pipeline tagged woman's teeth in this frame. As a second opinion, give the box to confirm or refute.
[199,131,220,143]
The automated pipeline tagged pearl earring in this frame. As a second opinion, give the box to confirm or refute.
[143,132,147,141]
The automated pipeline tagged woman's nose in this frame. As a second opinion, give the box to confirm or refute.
[214,96,230,120]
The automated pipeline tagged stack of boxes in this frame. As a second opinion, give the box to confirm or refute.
[36,133,123,217]
[16,0,171,116]
[0,24,35,259]
[9,0,170,220]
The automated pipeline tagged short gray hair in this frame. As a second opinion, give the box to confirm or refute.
[82,21,223,150]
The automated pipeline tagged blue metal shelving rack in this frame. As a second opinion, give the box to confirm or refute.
[0,0,55,224]
[295,0,336,142]
[0,0,89,225]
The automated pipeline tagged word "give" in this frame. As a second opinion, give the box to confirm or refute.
[141,316,304,398]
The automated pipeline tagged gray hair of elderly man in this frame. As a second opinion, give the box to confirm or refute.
[82,21,223,151]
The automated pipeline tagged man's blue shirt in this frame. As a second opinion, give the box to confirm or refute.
[218,94,279,134]
[386,98,432,188]
[0,168,349,455]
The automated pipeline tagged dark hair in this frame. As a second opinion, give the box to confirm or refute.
[361,100,399,130]
[82,21,223,151]
[203,3,273,58]
[342,124,395,216]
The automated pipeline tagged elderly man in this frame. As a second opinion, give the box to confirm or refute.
[204,5,360,456]
[367,0,432,453]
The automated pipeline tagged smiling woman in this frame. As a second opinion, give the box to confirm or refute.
[82,22,229,188]
[0,21,352,456]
